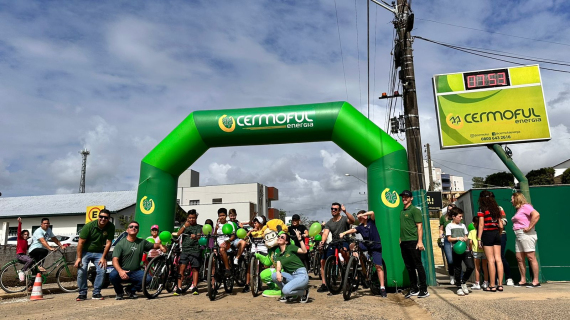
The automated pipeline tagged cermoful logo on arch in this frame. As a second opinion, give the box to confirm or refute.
[218,111,315,132]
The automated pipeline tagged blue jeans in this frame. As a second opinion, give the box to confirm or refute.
[272,267,309,297]
[109,269,149,296]
[77,252,104,295]
[442,237,454,276]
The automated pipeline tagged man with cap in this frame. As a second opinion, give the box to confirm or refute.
[399,190,429,298]
[288,214,310,269]
[74,208,115,301]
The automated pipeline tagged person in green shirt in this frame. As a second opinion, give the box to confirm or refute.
[272,229,309,303]
[110,221,166,300]
[399,190,429,298]
[75,209,115,301]
[174,210,202,296]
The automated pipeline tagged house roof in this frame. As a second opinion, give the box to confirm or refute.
[553,158,570,169]
[0,191,136,218]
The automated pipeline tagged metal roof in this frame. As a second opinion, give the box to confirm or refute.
[0,191,136,218]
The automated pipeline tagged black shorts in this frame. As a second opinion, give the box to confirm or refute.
[180,253,201,268]
[481,230,501,247]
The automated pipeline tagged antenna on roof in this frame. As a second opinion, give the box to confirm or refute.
[79,149,90,193]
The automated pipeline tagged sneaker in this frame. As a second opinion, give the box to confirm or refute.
[506,278,514,286]
[417,290,430,298]
[380,288,387,298]
[405,289,419,298]
[173,288,182,296]
[471,282,481,290]
[449,276,455,285]
[457,288,465,296]
[92,293,104,300]
[461,284,469,295]
[317,284,329,293]
[481,281,489,290]
[234,257,239,265]
[192,286,199,295]
[300,289,309,303]
[115,294,124,300]
[18,270,25,282]
[76,295,87,301]
[127,292,138,299]
[279,296,288,303]
[242,284,250,293]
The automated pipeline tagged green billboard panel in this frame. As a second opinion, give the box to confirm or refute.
[433,65,551,149]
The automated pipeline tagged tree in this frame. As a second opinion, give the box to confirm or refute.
[526,167,555,186]
[278,209,287,223]
[472,176,486,188]
[562,168,570,184]
[116,215,134,233]
[485,172,514,187]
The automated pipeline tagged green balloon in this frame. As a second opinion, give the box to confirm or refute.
[468,223,475,231]
[236,228,247,239]
[222,223,234,235]
[314,234,322,241]
[198,237,207,246]
[308,222,322,237]
[202,224,213,235]
[159,231,171,244]
[146,237,155,244]
[232,222,238,230]
[453,241,467,254]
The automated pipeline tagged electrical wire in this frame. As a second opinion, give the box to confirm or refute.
[431,158,504,171]
[334,0,349,101]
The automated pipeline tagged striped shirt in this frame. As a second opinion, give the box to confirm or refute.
[477,210,500,231]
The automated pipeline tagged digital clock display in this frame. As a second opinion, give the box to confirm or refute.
[463,68,510,90]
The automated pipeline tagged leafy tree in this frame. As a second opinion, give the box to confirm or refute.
[472,176,486,188]
[278,209,287,223]
[485,172,514,187]
[116,215,134,233]
[526,167,555,186]
[562,168,570,184]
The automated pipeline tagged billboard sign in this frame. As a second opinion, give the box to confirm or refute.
[426,192,443,211]
[433,65,550,149]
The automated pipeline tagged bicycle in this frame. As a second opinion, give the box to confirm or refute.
[0,245,78,293]
[323,237,350,295]
[206,235,235,301]
[142,233,193,299]
[244,236,266,297]
[342,238,384,300]
[309,245,322,279]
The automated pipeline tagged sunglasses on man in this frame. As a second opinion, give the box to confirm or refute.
[331,208,339,211]
[99,215,109,220]
[128,225,139,230]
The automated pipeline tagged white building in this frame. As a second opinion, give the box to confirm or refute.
[423,160,443,191]
[0,191,136,243]
[553,158,570,184]
[177,170,279,225]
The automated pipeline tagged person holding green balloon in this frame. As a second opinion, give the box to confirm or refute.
[213,208,234,277]
[445,207,474,296]
[175,209,202,295]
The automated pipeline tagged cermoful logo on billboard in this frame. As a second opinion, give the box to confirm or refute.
[218,111,314,132]
[446,108,543,131]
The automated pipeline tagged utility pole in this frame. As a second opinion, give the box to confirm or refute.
[79,149,90,193]
[426,143,434,191]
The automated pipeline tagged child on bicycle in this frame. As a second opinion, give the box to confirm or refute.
[213,208,233,277]
[243,216,267,293]
[16,217,33,281]
[176,209,202,295]
[340,210,387,297]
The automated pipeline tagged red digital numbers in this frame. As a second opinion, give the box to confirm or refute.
[465,71,508,89]
[497,72,506,85]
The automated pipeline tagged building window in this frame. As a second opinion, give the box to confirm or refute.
[76,224,85,235]
[8,227,18,237]
[212,198,222,204]
[189,200,200,205]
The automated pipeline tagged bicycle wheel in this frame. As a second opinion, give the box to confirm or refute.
[250,255,262,297]
[312,251,321,277]
[180,264,193,293]
[207,252,218,301]
[324,255,343,294]
[235,256,247,287]
[368,259,381,295]
[342,256,359,301]
[0,260,27,293]
[143,256,168,299]
[199,252,208,282]
[56,263,79,292]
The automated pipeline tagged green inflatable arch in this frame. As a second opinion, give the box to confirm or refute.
[135,101,411,286]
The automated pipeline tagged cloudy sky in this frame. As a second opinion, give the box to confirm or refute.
[1,1,569,221]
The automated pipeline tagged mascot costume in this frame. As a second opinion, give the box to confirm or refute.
[254,219,288,297]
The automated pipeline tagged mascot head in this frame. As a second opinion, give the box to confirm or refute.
[262,218,288,248]
[264,228,278,248]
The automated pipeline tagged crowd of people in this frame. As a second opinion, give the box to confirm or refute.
[12,189,540,302]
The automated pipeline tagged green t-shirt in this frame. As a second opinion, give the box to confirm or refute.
[275,245,304,274]
[400,205,422,241]
[79,220,115,253]
[181,224,202,254]
[112,238,154,272]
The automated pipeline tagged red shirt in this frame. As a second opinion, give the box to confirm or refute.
[16,222,29,255]
[477,210,499,231]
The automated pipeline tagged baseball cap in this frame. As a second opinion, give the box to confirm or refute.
[253,216,264,224]
[292,214,301,220]
[399,190,413,197]
[151,225,159,231]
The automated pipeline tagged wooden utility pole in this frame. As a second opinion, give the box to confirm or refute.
[426,143,434,191]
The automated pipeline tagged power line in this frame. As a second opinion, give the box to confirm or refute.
[416,18,570,48]
[334,0,349,101]
[431,158,504,171]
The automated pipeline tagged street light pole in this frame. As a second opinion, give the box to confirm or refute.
[344,173,367,184]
